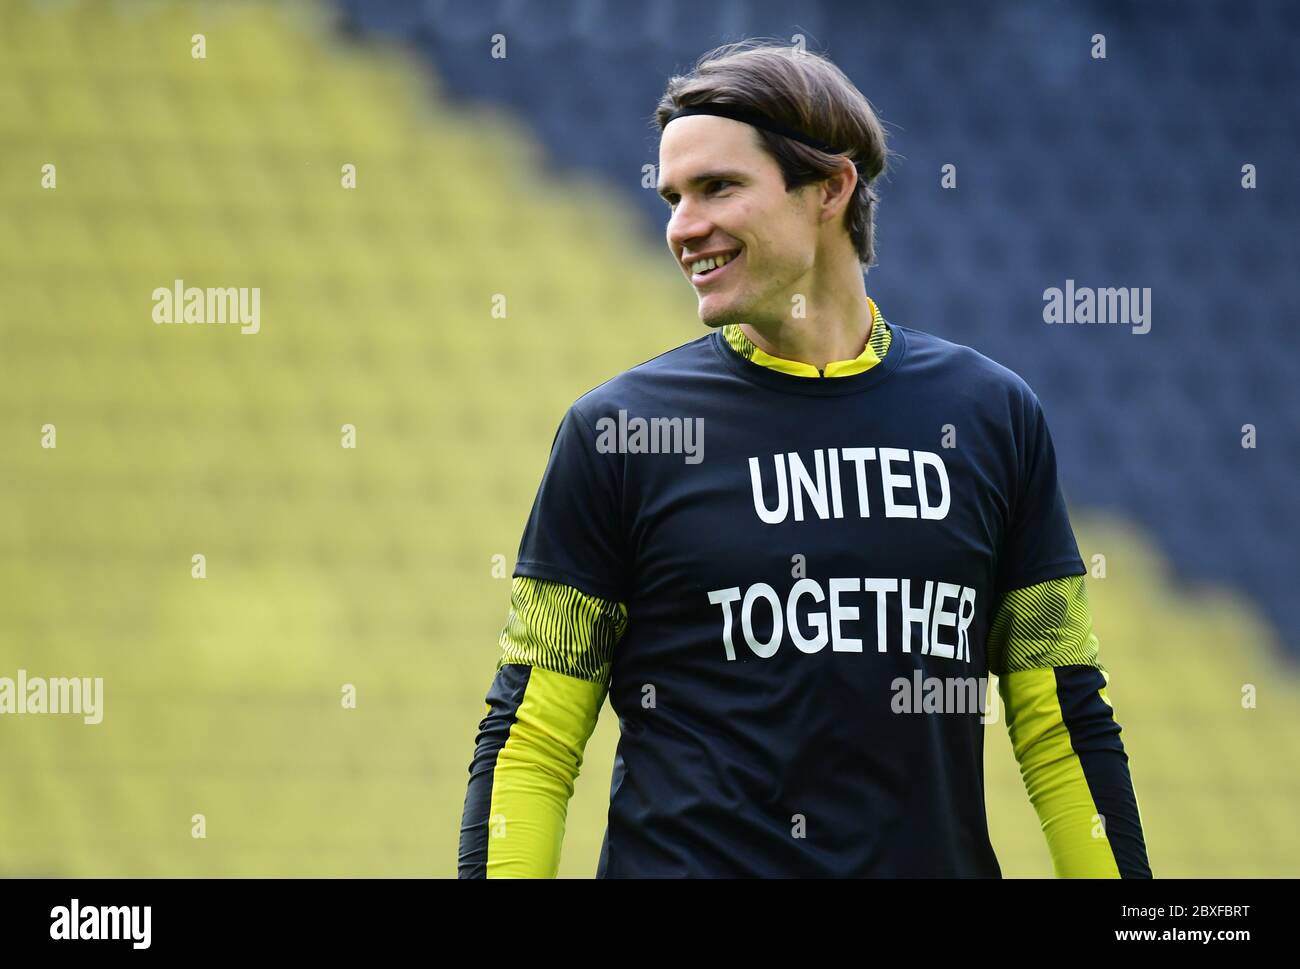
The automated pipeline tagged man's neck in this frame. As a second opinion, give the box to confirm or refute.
[737,269,873,371]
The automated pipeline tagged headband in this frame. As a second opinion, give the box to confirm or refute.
[665,103,844,155]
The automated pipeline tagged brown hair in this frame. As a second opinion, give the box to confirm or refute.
[654,39,891,271]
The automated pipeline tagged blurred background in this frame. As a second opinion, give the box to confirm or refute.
[1,0,1297,877]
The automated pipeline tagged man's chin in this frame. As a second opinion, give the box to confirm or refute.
[698,297,748,329]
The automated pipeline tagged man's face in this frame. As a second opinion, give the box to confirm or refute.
[658,116,820,328]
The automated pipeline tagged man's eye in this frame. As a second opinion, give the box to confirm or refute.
[663,182,734,211]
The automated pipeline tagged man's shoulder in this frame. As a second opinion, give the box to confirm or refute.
[566,332,718,421]
[891,322,1040,407]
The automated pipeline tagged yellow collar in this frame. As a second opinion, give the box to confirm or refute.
[720,297,891,377]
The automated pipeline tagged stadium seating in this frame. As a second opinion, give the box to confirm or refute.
[2,0,1296,878]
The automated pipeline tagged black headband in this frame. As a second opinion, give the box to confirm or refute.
[665,103,844,155]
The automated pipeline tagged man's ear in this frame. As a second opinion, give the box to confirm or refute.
[820,158,858,222]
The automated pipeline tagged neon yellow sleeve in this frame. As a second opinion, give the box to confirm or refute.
[989,574,1151,877]
[458,576,627,878]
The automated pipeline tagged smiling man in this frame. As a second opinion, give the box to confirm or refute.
[458,40,1151,878]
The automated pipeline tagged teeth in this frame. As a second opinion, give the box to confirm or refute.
[691,252,734,274]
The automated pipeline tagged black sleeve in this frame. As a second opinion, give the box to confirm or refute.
[513,404,629,602]
[994,387,1085,599]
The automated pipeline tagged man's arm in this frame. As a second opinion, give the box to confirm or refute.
[458,575,627,878]
[988,573,1152,878]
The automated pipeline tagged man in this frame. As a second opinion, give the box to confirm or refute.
[458,40,1150,878]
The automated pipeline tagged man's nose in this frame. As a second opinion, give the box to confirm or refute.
[666,198,713,250]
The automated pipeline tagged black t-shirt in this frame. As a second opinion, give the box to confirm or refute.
[514,323,1085,877]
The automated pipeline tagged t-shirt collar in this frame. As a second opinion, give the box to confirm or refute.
[719,296,891,378]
